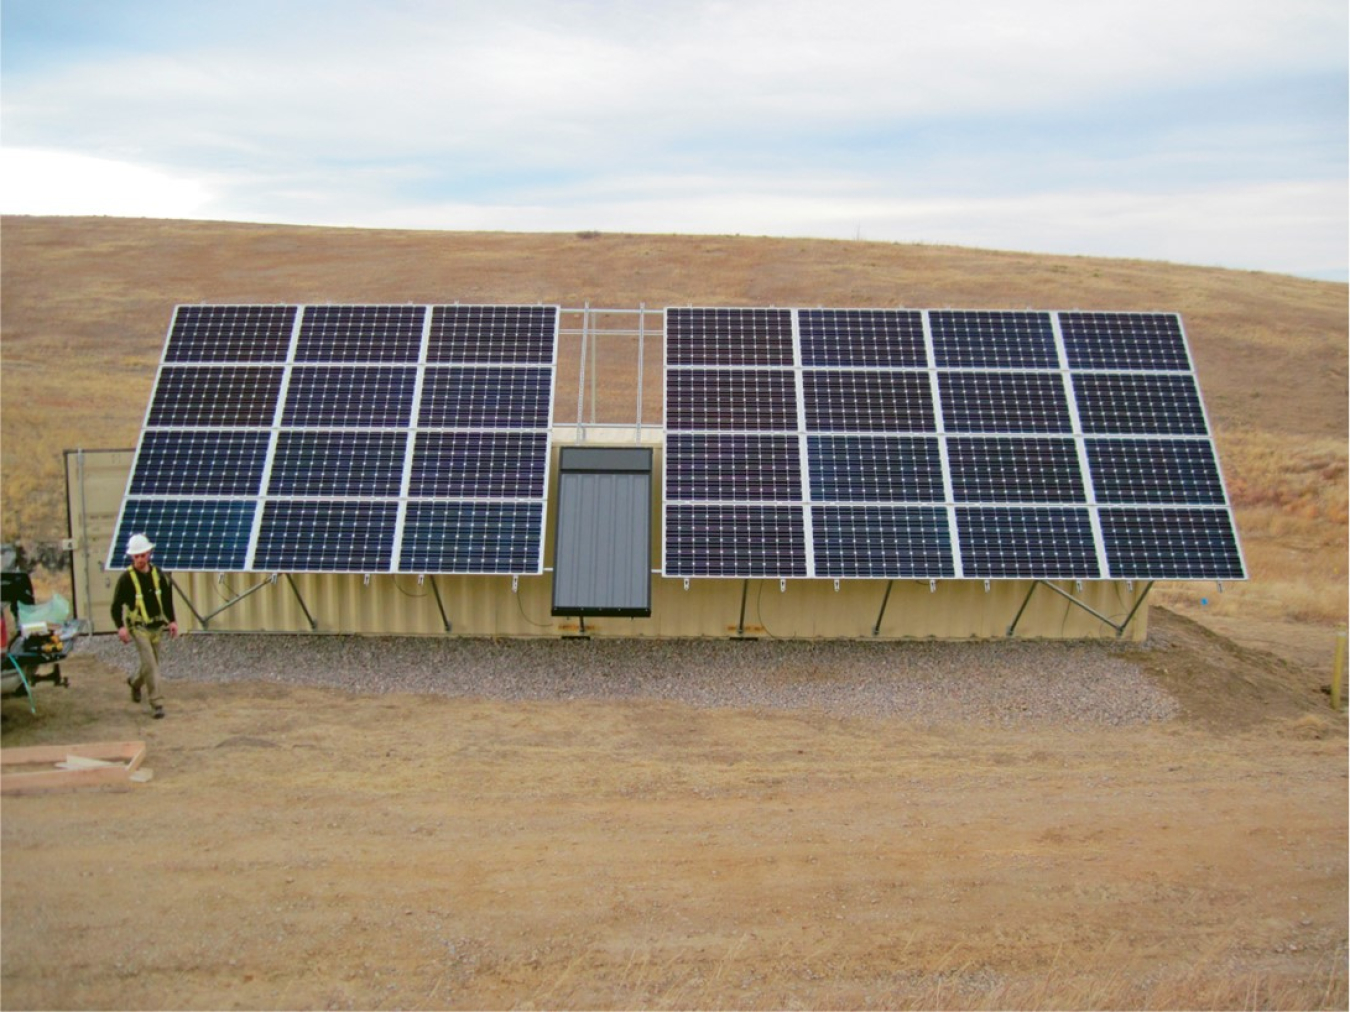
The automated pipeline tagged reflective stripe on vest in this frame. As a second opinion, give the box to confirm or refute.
[127,565,164,627]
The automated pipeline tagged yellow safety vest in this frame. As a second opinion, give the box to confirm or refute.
[126,565,165,628]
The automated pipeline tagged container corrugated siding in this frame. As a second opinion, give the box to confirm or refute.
[173,570,1148,639]
[69,445,1149,640]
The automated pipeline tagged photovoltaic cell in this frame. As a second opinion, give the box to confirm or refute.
[111,303,558,574]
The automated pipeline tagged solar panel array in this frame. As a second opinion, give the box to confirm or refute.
[110,304,559,574]
[663,308,1245,581]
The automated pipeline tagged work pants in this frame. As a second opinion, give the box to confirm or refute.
[128,626,165,707]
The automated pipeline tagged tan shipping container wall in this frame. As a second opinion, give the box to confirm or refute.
[67,445,1149,641]
[64,448,136,633]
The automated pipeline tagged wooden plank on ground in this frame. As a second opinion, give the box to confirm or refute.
[0,741,147,794]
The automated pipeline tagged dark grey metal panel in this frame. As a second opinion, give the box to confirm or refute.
[559,446,652,474]
[552,449,652,617]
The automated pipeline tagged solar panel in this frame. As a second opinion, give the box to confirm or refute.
[429,305,564,365]
[663,307,1244,581]
[1098,507,1244,579]
[110,303,559,575]
[282,366,417,427]
[128,431,269,496]
[417,366,553,428]
[807,436,944,503]
[1074,373,1208,435]
[1086,439,1227,505]
[799,309,926,367]
[666,307,793,366]
[408,432,548,499]
[957,506,1101,579]
[399,501,546,574]
[804,371,936,432]
[113,499,256,571]
[148,366,284,427]
[164,305,297,363]
[1060,312,1191,371]
[939,372,1072,433]
[947,437,1084,503]
[665,504,808,577]
[812,505,954,578]
[667,368,798,431]
[296,305,425,362]
[666,434,802,501]
[930,311,1058,368]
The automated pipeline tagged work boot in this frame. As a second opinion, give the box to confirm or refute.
[127,677,141,703]
[152,705,165,720]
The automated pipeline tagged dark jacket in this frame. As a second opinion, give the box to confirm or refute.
[110,565,176,630]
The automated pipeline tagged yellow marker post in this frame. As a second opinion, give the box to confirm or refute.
[1332,627,1347,712]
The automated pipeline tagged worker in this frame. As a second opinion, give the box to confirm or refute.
[110,534,178,719]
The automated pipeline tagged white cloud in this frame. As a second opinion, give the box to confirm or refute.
[6,0,1344,163]
[0,147,214,217]
[342,175,1348,279]
[1,0,1343,278]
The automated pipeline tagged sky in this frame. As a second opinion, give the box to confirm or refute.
[2,0,1346,281]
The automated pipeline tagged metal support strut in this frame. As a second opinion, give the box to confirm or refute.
[429,576,452,633]
[1006,580,1155,638]
[872,580,894,637]
[736,579,751,638]
[285,574,318,630]
[199,575,274,628]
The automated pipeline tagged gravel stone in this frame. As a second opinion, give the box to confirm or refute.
[83,633,1178,727]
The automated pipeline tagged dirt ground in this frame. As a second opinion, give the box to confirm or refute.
[1,609,1345,1011]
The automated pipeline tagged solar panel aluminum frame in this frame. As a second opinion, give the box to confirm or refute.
[661,306,1246,583]
[108,303,560,577]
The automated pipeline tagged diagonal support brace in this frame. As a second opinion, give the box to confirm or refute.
[285,574,318,630]
[1007,580,1155,638]
[872,580,894,637]
[428,575,452,633]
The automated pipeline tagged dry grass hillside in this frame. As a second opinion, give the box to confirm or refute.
[2,217,1347,1011]
[1,215,1346,661]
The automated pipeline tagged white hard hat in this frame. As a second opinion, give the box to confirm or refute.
[125,533,155,556]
